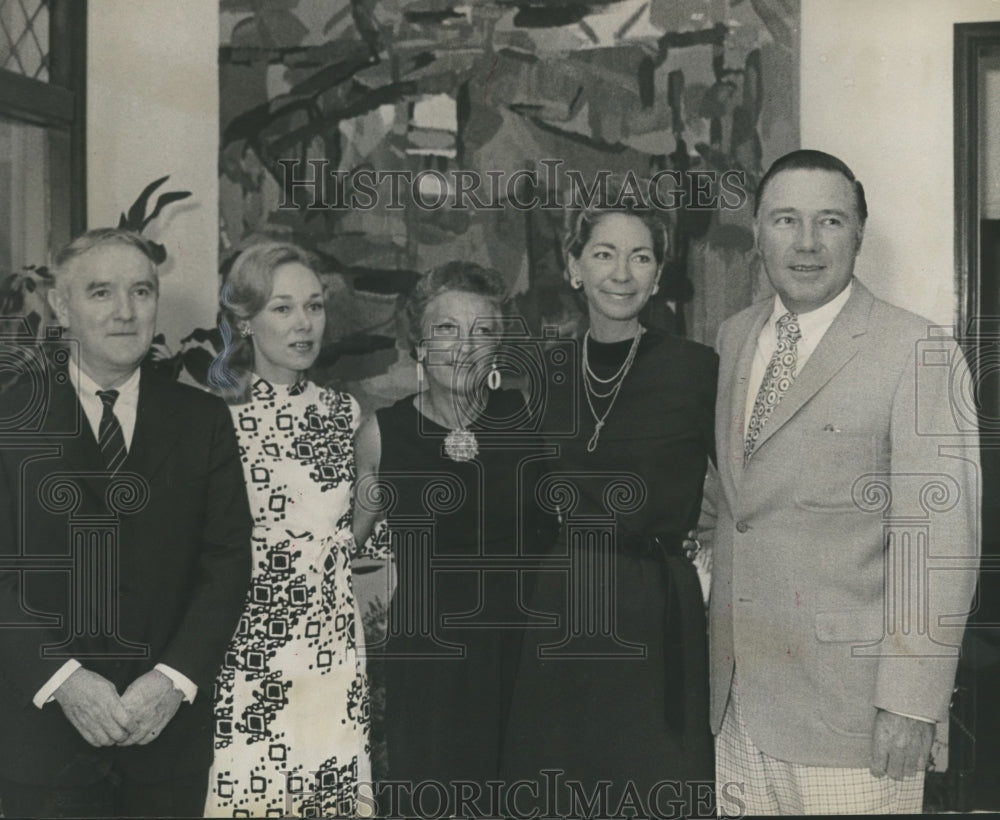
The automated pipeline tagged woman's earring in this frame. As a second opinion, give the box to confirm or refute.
[570,278,582,290]
[416,351,425,384]
[487,359,501,390]
[239,323,252,338]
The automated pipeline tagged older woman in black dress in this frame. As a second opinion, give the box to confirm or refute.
[354,261,551,817]
[500,203,718,818]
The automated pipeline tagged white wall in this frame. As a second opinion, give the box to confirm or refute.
[87,1,220,348]
[983,49,1000,220]
[83,1,1000,336]
[801,0,1000,326]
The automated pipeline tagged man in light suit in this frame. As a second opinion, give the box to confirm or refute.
[707,150,980,814]
[0,229,252,816]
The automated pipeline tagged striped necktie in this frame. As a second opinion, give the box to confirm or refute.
[96,389,127,472]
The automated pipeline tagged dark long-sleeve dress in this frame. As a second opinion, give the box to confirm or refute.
[500,329,719,819]
[373,387,552,817]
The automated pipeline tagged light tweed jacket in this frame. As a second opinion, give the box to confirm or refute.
[707,279,980,767]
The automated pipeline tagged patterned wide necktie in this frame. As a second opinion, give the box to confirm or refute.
[96,389,128,473]
[744,312,801,465]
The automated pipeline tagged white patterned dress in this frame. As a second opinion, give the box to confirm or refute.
[205,377,383,818]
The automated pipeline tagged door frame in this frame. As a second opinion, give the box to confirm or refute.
[954,21,1000,340]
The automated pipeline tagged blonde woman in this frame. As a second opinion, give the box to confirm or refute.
[205,242,383,817]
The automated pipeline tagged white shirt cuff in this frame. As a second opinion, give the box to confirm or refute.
[691,544,712,606]
[33,659,82,709]
[154,663,197,704]
[885,708,936,724]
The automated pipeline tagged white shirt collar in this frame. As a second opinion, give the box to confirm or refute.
[768,279,854,343]
[744,280,855,436]
[67,363,142,449]
[69,362,141,402]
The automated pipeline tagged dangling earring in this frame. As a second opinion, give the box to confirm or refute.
[487,359,501,390]
[416,350,425,384]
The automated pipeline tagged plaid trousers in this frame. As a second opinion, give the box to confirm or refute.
[715,684,924,816]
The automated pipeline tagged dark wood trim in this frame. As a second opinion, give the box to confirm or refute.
[0,70,73,125]
[954,24,975,340]
[955,22,1000,341]
[0,1,87,239]
[50,0,87,235]
[952,22,1000,816]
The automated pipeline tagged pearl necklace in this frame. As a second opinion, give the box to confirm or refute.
[582,329,642,452]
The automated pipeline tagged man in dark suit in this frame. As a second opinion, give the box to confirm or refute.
[0,228,252,816]
[707,151,980,814]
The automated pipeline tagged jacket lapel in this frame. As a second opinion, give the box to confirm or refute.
[747,280,874,459]
[127,369,184,481]
[41,377,108,501]
[724,301,772,491]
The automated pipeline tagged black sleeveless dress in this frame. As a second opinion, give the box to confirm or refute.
[500,329,719,819]
[373,388,552,817]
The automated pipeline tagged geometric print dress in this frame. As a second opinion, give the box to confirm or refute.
[204,377,386,818]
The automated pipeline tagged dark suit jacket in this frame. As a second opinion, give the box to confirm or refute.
[0,366,252,786]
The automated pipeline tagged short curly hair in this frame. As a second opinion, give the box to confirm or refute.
[404,261,507,358]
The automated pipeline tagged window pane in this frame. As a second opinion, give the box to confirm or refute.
[0,0,49,82]
[0,116,69,275]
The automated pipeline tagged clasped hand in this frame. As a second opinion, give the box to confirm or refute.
[53,667,183,747]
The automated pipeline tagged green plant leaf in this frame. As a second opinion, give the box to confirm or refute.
[181,327,224,350]
[141,190,193,232]
[148,242,168,266]
[124,176,170,231]
[0,282,23,314]
[182,347,216,386]
[24,311,40,337]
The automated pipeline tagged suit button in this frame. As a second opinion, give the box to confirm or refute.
[736,521,749,533]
